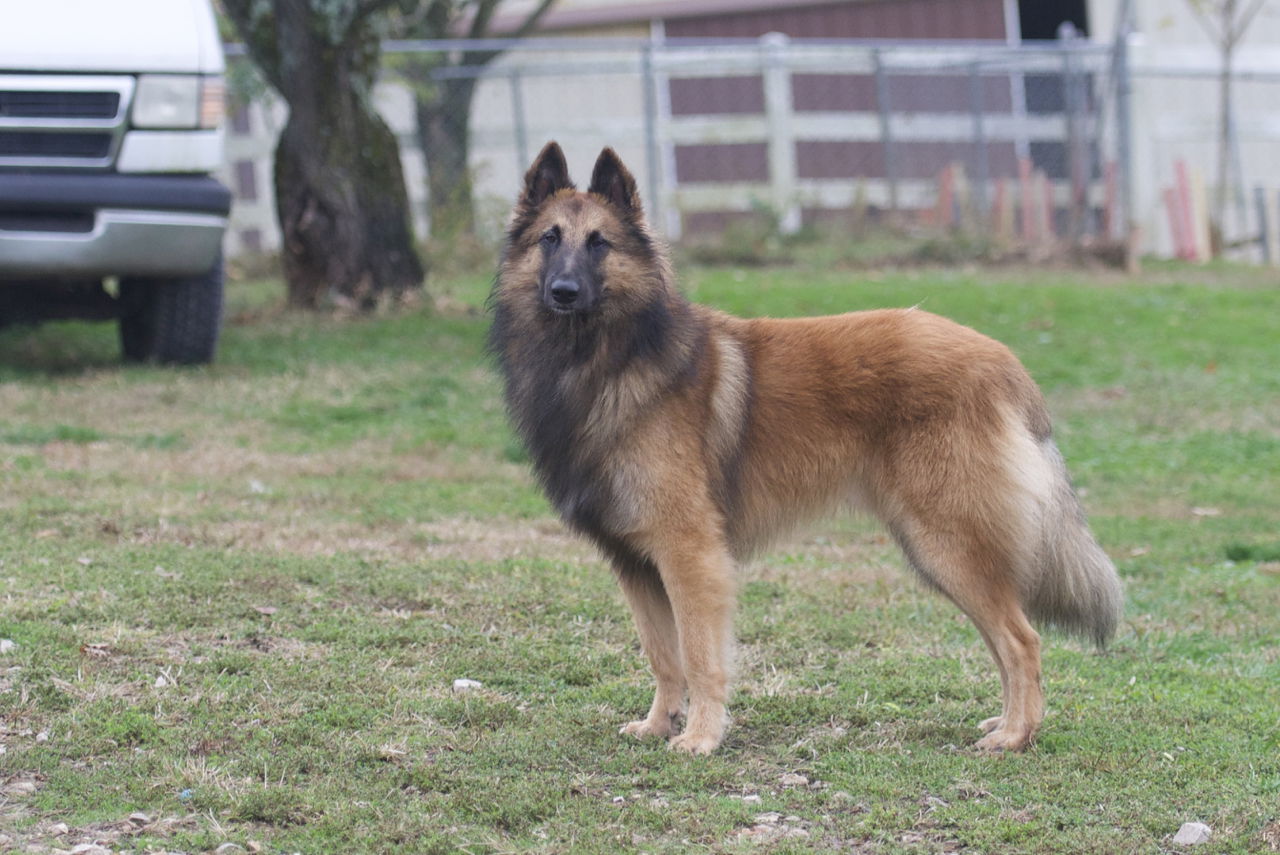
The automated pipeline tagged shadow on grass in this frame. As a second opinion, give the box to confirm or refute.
[0,319,124,379]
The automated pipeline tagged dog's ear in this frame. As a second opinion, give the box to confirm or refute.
[588,147,640,216]
[522,141,574,209]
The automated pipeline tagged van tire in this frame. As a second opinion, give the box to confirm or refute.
[119,255,224,365]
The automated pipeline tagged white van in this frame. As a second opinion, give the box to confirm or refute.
[0,0,228,364]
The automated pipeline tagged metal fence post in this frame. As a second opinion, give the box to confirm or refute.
[761,32,800,234]
[640,41,665,235]
[873,49,900,219]
[969,60,990,220]
[1255,186,1271,264]
[1060,22,1087,243]
[508,68,529,176]
[1115,21,1134,247]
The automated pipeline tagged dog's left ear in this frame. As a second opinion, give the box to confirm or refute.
[589,147,641,216]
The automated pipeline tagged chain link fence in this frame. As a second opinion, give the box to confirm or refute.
[221,33,1280,265]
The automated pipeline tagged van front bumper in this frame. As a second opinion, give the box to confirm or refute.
[0,173,230,278]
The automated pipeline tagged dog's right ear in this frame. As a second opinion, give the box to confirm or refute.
[521,141,574,210]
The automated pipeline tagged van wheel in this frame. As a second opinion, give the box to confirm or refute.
[119,255,224,365]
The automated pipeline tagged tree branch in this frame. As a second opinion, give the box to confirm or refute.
[460,0,555,67]
[1186,0,1227,47]
[466,0,503,39]
[512,0,556,38]
[1229,0,1269,44]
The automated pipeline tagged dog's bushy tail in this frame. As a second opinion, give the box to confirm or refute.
[1025,441,1124,647]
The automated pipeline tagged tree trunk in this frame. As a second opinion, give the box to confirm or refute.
[275,85,424,309]
[224,0,425,309]
[416,76,481,239]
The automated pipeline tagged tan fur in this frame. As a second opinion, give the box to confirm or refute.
[491,143,1123,755]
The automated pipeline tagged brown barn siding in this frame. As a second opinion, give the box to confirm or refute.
[791,73,1012,113]
[666,0,1012,230]
[664,0,1006,40]
[670,76,764,115]
[674,142,770,182]
[795,139,1019,180]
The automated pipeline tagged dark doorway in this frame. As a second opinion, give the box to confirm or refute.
[1018,0,1089,40]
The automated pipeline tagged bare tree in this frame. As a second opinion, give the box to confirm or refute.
[1186,0,1270,244]
[222,0,425,309]
[390,0,555,238]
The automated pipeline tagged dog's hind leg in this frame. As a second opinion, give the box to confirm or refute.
[616,568,686,740]
[969,598,1042,752]
[894,521,1044,752]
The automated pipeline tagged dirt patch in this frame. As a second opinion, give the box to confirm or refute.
[36,435,524,485]
[122,513,594,564]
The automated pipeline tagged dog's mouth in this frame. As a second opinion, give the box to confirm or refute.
[543,299,597,317]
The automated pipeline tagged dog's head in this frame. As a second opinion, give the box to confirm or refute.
[497,142,668,320]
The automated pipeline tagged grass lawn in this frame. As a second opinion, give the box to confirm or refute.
[1,261,1278,854]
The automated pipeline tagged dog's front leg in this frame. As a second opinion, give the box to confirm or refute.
[616,568,686,739]
[646,532,736,755]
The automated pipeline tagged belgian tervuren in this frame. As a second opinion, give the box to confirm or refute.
[488,142,1122,754]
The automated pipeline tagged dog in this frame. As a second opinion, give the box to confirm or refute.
[488,141,1122,755]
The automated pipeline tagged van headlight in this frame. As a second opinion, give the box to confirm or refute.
[133,74,224,129]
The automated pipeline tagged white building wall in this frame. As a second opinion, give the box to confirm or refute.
[1090,0,1280,256]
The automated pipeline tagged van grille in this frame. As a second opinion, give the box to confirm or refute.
[0,131,113,158]
[0,74,133,169]
[0,90,120,120]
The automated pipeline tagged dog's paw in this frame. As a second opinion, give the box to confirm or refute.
[978,715,1004,734]
[975,726,1034,753]
[667,730,721,755]
[620,716,675,739]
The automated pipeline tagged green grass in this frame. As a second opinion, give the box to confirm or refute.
[1,262,1278,854]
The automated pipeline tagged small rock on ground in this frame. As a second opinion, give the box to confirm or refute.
[69,845,111,855]
[1173,822,1212,845]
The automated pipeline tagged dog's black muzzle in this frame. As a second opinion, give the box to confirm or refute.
[543,277,595,314]
[550,278,579,306]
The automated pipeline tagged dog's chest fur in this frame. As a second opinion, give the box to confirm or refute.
[496,300,750,552]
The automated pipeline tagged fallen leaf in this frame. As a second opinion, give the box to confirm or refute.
[1191,507,1222,518]
[253,606,278,616]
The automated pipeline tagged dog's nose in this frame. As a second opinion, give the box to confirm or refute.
[550,279,579,305]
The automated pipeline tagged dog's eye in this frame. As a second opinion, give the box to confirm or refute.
[540,228,560,248]
[587,232,609,250]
